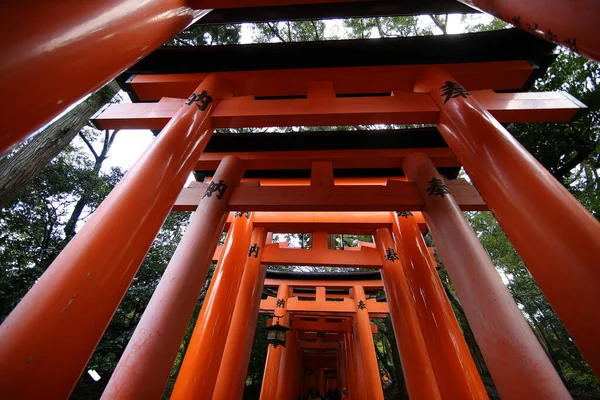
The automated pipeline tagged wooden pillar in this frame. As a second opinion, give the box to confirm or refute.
[391,212,488,399]
[458,0,600,62]
[415,66,600,376]
[0,0,205,155]
[276,329,299,400]
[103,156,245,399]
[343,334,359,400]
[352,286,384,400]
[374,228,442,400]
[171,212,255,399]
[259,284,289,400]
[212,227,268,400]
[403,152,570,400]
[351,327,368,400]
[0,74,229,398]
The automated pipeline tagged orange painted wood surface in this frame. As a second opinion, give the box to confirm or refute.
[194,148,459,171]
[127,62,534,100]
[94,90,583,129]
[173,179,487,212]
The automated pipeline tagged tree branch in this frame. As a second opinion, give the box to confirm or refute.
[266,22,287,43]
[429,14,447,35]
[79,132,99,161]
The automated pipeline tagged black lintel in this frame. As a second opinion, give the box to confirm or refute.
[194,128,460,180]
[197,0,476,25]
[126,29,555,76]
[204,128,448,152]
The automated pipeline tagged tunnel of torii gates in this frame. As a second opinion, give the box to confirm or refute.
[2,1,600,400]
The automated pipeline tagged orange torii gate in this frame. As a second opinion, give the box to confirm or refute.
[1,2,600,400]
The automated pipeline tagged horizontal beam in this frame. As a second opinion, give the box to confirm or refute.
[195,148,459,171]
[196,0,475,25]
[264,278,385,289]
[123,61,534,101]
[216,211,424,235]
[93,90,583,130]
[260,242,382,268]
[123,29,552,91]
[298,340,340,350]
[174,179,487,212]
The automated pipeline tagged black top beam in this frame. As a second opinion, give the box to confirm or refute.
[197,0,475,25]
[265,270,382,281]
[204,128,447,152]
[193,128,461,180]
[127,29,555,77]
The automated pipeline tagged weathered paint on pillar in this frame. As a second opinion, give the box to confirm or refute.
[171,212,255,399]
[0,0,208,156]
[391,212,488,399]
[352,286,384,400]
[259,283,289,400]
[103,156,245,399]
[458,0,600,62]
[403,152,571,400]
[374,228,442,400]
[213,227,268,400]
[0,74,230,399]
[415,66,600,376]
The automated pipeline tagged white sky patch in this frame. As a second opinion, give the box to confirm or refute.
[88,369,101,381]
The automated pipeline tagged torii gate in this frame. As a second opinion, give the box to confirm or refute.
[1,2,600,400]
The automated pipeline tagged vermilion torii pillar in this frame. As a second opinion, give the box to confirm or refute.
[0,74,230,399]
[275,327,300,400]
[458,0,600,62]
[374,228,442,400]
[171,212,255,399]
[351,286,385,400]
[415,66,600,376]
[102,156,246,399]
[391,212,488,400]
[0,0,208,156]
[213,227,268,400]
[403,152,570,400]
[260,283,289,400]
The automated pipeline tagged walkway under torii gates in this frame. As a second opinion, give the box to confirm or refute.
[1,1,600,400]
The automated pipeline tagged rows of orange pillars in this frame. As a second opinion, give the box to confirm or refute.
[1,0,600,156]
[0,52,599,400]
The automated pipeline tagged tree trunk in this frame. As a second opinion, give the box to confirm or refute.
[0,80,119,209]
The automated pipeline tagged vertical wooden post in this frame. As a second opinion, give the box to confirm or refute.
[352,286,384,400]
[374,228,442,400]
[103,156,245,399]
[351,326,368,400]
[171,212,255,399]
[276,329,299,400]
[391,212,488,399]
[0,0,206,155]
[403,152,570,400]
[259,284,289,400]
[415,66,600,375]
[0,74,229,399]
[213,227,268,400]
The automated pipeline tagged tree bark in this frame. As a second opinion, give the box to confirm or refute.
[0,80,119,209]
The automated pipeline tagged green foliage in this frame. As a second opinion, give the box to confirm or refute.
[165,24,241,46]
[251,20,327,43]
[507,49,600,217]
[0,145,123,321]
[344,16,433,39]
